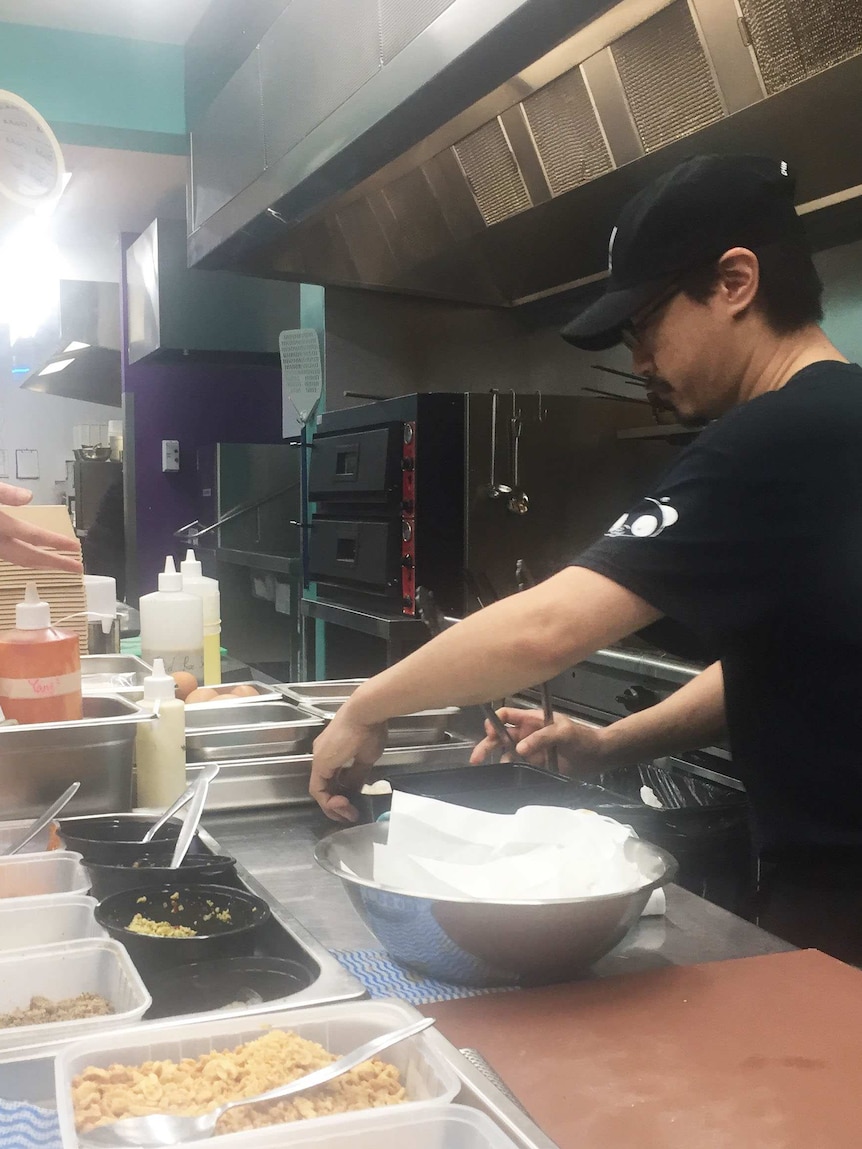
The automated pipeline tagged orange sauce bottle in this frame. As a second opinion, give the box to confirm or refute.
[0,583,82,724]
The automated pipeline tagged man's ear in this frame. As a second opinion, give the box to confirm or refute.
[717,247,760,317]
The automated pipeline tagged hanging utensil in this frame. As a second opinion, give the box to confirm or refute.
[141,781,199,843]
[487,389,513,501]
[169,763,220,868]
[515,560,558,774]
[79,1016,436,1147]
[506,392,529,516]
[416,586,520,757]
[4,782,80,856]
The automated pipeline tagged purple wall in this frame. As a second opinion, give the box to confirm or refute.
[120,235,286,599]
[125,360,284,597]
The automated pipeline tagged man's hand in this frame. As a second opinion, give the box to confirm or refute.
[310,704,388,823]
[0,484,82,572]
[470,707,607,777]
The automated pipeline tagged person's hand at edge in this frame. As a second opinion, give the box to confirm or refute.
[0,483,83,573]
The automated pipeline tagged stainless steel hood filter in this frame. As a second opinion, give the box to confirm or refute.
[189,0,862,306]
[15,280,121,407]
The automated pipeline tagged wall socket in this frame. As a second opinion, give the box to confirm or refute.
[161,440,180,472]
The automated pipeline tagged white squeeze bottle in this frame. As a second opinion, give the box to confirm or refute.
[139,556,204,682]
[136,658,186,807]
[180,549,221,685]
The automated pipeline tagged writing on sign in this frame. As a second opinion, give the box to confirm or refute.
[279,329,323,428]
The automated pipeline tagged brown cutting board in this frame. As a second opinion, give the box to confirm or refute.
[423,950,862,1148]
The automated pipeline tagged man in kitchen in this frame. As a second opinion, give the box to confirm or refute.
[309,153,862,961]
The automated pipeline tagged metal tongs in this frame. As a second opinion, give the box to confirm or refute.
[415,586,520,757]
[516,560,559,774]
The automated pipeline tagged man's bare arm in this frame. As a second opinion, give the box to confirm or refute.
[310,566,662,820]
[470,659,725,775]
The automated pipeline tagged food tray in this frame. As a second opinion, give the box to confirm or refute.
[0,895,104,950]
[55,999,460,1149]
[174,1104,523,1148]
[300,701,460,748]
[0,852,89,901]
[0,696,150,819]
[0,938,151,1060]
[280,679,367,706]
[185,701,324,762]
[80,654,151,695]
[184,681,284,709]
[179,737,478,810]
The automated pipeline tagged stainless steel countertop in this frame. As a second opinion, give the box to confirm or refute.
[202,806,795,972]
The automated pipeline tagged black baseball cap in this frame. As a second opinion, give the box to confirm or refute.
[560,154,802,351]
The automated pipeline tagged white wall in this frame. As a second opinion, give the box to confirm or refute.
[0,364,118,503]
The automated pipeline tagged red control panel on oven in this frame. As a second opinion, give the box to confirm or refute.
[401,421,416,614]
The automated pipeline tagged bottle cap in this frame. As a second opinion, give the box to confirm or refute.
[15,582,52,630]
[180,549,203,580]
[142,658,177,702]
[83,574,117,635]
[157,555,182,593]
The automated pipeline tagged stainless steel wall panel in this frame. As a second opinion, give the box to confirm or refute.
[520,65,613,197]
[611,0,724,154]
[580,49,643,169]
[191,49,265,228]
[335,196,400,287]
[260,0,381,167]
[379,0,458,63]
[688,0,765,111]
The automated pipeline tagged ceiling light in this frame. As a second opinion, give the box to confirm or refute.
[38,358,75,376]
[64,341,90,352]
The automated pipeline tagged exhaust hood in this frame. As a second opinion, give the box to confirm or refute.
[187,0,862,306]
[14,280,121,407]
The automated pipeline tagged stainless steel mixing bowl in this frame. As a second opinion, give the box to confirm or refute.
[314,822,678,986]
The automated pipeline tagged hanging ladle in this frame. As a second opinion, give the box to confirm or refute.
[487,389,513,501]
[506,391,529,516]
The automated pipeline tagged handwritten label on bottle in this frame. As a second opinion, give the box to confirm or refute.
[0,672,81,699]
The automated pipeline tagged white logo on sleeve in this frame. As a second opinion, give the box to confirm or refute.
[606,497,678,539]
[608,226,618,273]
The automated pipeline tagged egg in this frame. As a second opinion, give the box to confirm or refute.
[185,687,219,705]
[230,684,259,698]
[170,671,199,700]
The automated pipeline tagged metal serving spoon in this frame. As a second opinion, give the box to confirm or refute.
[78,1016,435,1147]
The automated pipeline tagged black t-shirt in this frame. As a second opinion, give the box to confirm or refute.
[575,361,862,851]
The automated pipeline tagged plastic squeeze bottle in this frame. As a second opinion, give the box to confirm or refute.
[140,556,204,682]
[135,658,186,807]
[180,549,221,685]
[0,582,83,724]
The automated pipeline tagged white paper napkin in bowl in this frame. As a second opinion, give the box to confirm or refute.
[372,791,666,914]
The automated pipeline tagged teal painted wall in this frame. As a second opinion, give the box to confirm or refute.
[0,22,185,143]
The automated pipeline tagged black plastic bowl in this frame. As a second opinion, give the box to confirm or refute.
[95,883,270,972]
[146,955,313,1019]
[57,816,188,864]
[84,853,238,900]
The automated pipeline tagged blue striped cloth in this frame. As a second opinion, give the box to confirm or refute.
[0,1101,61,1149]
[332,948,517,1006]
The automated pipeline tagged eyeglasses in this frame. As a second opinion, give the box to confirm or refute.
[621,283,681,351]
